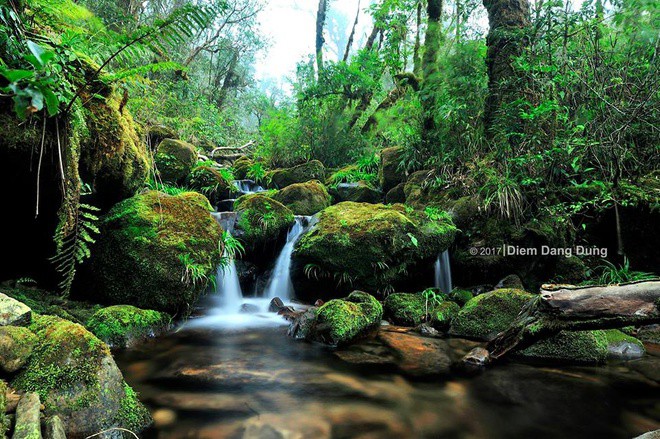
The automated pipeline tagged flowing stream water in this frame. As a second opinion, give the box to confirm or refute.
[435,250,453,294]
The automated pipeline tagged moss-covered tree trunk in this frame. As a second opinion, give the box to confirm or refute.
[315,0,329,78]
[482,0,531,140]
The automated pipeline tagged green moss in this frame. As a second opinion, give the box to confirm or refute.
[185,165,233,204]
[430,301,460,330]
[232,156,254,180]
[91,190,222,315]
[383,293,429,326]
[449,288,534,340]
[234,194,295,249]
[86,305,170,348]
[447,289,473,306]
[0,380,8,437]
[13,315,110,409]
[311,291,383,346]
[115,383,152,432]
[154,138,198,184]
[516,330,609,364]
[379,146,404,192]
[272,180,331,215]
[294,202,456,294]
[267,160,326,188]
[0,325,37,373]
[603,329,646,356]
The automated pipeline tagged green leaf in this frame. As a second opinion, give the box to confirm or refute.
[0,69,34,82]
[41,87,60,116]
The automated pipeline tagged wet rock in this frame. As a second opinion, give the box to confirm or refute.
[13,392,41,439]
[240,303,260,314]
[268,160,326,188]
[634,430,660,439]
[43,415,66,439]
[379,146,405,192]
[458,347,491,374]
[449,289,534,341]
[378,329,452,377]
[385,182,406,204]
[637,324,660,344]
[89,191,222,316]
[383,293,429,327]
[277,307,298,321]
[515,330,609,364]
[495,274,524,290]
[155,138,198,184]
[415,323,440,337]
[268,297,285,312]
[0,326,37,373]
[0,293,31,327]
[288,308,318,340]
[629,357,660,384]
[308,292,383,346]
[243,413,331,439]
[0,380,8,437]
[604,329,645,359]
[331,181,383,204]
[185,165,233,205]
[429,301,460,331]
[234,195,295,259]
[86,305,171,348]
[272,180,332,215]
[314,300,325,307]
[12,315,151,437]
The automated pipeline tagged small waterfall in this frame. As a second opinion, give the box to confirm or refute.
[264,216,309,300]
[434,250,453,294]
[215,254,243,309]
[233,179,264,195]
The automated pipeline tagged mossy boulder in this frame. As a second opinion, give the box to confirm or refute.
[272,180,331,215]
[154,138,198,184]
[637,325,660,344]
[146,124,178,149]
[268,160,326,188]
[308,291,383,346]
[515,330,610,364]
[430,301,461,331]
[330,181,383,204]
[0,380,7,437]
[385,182,407,204]
[0,325,37,373]
[232,156,254,180]
[383,293,429,326]
[86,305,171,348]
[404,170,447,208]
[90,191,222,316]
[80,88,150,207]
[379,146,405,192]
[234,194,295,257]
[185,164,233,206]
[293,202,456,300]
[12,315,151,436]
[447,289,473,306]
[449,288,534,341]
[603,329,645,359]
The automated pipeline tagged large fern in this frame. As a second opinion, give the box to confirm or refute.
[50,203,100,296]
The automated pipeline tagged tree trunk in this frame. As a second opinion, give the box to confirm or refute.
[413,2,423,77]
[343,0,361,62]
[216,53,239,109]
[485,281,660,361]
[315,0,329,77]
[421,0,443,136]
[482,0,530,139]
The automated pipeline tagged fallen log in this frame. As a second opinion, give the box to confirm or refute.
[485,280,660,361]
[210,140,255,157]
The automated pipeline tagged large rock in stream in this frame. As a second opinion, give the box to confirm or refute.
[154,138,198,184]
[292,202,456,300]
[88,190,222,316]
[267,160,326,188]
[12,315,151,437]
[272,180,331,215]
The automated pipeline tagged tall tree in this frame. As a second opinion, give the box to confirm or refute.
[482,0,531,139]
[421,0,443,136]
[315,0,329,77]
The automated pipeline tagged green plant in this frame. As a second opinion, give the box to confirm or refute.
[593,257,657,285]
[221,230,244,262]
[421,288,444,320]
[178,253,213,288]
[50,203,100,296]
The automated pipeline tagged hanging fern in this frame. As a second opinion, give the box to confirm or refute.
[50,203,100,296]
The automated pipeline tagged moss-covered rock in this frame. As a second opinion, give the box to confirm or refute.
[80,88,150,207]
[234,194,295,255]
[293,202,456,299]
[430,301,460,331]
[379,146,405,192]
[154,138,198,184]
[308,291,383,346]
[515,330,609,364]
[89,191,222,316]
[603,329,646,359]
[0,380,8,438]
[0,325,37,373]
[385,182,407,204]
[449,288,534,341]
[404,170,448,208]
[147,124,178,149]
[86,305,170,348]
[446,289,473,306]
[185,164,233,206]
[330,181,383,204]
[268,160,326,188]
[383,293,429,326]
[232,155,254,180]
[272,180,332,215]
[12,315,151,436]
[637,324,660,344]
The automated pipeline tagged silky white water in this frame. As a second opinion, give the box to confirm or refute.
[264,217,308,300]
[434,250,453,294]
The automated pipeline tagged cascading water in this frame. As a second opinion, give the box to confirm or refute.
[233,179,264,195]
[434,250,453,294]
[264,217,309,301]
